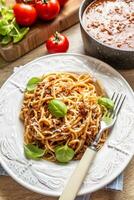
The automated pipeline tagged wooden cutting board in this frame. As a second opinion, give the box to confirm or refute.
[0,0,82,62]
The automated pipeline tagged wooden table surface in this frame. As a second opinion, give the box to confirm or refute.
[0,24,134,200]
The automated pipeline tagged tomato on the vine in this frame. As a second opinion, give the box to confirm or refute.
[35,0,60,21]
[58,0,68,7]
[13,3,37,26]
[46,32,69,53]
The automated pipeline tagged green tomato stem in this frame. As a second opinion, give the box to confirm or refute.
[53,32,60,43]
[42,0,48,4]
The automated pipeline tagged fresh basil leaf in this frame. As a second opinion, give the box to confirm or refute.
[48,99,67,118]
[20,27,30,34]
[102,115,113,125]
[9,27,17,37]
[55,144,75,163]
[9,22,20,36]
[1,35,12,44]
[98,97,114,110]
[3,10,14,21]
[26,77,41,92]
[0,6,14,20]
[0,0,6,6]
[0,19,13,35]
[13,27,29,43]
[24,144,45,160]
[0,2,29,45]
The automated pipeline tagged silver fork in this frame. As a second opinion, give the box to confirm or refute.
[59,93,126,200]
[92,92,126,147]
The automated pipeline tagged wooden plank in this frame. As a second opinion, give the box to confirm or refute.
[0,0,82,62]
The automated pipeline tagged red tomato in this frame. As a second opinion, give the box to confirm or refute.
[46,32,69,53]
[35,0,60,21]
[13,3,37,26]
[58,0,68,6]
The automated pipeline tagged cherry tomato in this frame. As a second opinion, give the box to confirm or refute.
[58,0,68,7]
[35,0,60,21]
[13,3,37,26]
[46,32,69,53]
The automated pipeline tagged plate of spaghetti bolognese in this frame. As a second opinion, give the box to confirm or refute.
[0,53,134,196]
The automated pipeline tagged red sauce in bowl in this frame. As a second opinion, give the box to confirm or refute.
[82,0,134,50]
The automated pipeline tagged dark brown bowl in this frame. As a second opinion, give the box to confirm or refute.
[79,0,134,69]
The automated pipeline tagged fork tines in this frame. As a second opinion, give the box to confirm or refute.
[111,92,126,117]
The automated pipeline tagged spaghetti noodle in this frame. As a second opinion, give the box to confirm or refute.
[20,72,108,161]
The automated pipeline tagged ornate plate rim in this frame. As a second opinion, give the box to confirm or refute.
[0,53,134,197]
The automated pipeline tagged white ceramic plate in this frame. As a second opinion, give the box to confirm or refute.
[0,53,134,197]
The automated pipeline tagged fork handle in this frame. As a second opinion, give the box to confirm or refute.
[59,147,97,200]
